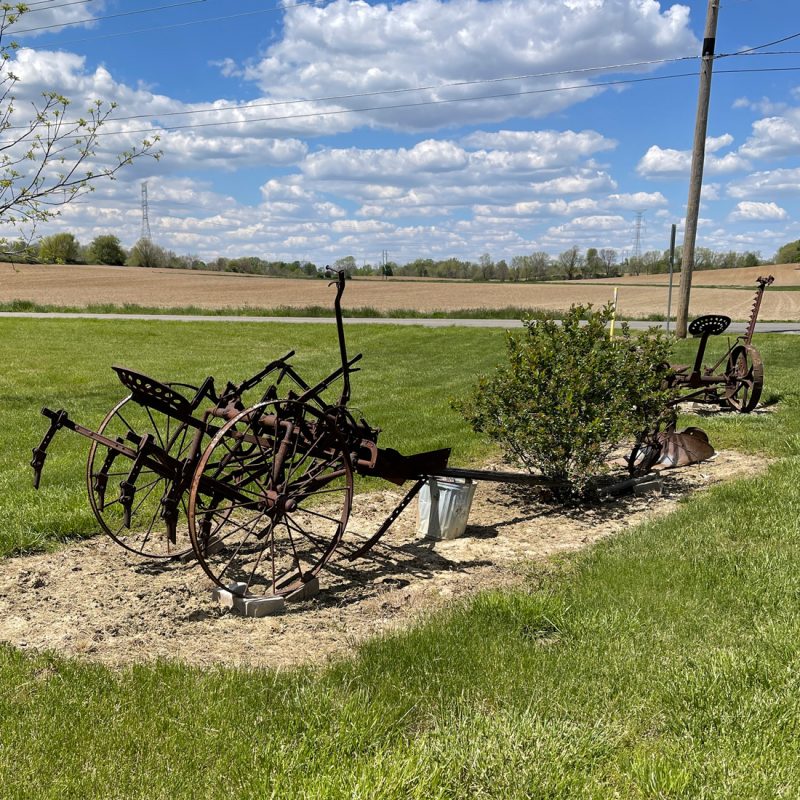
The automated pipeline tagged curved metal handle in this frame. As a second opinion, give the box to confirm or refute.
[323,267,351,406]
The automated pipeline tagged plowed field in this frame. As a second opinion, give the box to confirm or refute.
[2,262,798,320]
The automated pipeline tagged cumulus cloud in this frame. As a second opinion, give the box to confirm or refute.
[729,201,788,222]
[727,167,800,198]
[739,115,800,160]
[636,138,750,177]
[228,0,697,132]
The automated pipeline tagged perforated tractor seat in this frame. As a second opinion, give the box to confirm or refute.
[688,314,731,337]
[112,366,193,415]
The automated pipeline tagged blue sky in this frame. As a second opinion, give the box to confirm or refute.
[5,0,800,265]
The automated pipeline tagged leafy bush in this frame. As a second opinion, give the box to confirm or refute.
[457,305,674,494]
[38,232,81,264]
[774,239,800,265]
[87,234,126,266]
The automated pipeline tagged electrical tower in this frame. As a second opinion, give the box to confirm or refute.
[381,249,389,279]
[140,182,152,242]
[632,211,645,262]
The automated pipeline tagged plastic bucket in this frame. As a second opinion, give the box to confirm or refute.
[416,477,476,540]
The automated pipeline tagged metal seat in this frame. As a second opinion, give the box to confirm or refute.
[112,366,193,415]
[688,314,731,337]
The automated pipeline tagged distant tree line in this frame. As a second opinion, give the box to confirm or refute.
[0,230,780,281]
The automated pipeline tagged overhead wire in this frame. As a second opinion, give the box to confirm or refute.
[96,50,800,127]
[10,0,208,34]
[28,65,799,142]
[14,0,105,11]
[719,30,800,56]
[12,0,322,41]
[0,54,699,130]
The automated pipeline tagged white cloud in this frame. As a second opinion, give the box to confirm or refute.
[733,96,789,116]
[727,167,800,198]
[230,0,697,132]
[729,201,788,222]
[637,138,750,177]
[460,129,616,162]
[739,115,800,160]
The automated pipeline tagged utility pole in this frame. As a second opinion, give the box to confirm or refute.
[675,0,720,338]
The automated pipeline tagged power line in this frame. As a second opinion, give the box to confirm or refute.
[13,1,322,42]
[51,55,701,128]
[46,65,800,140]
[721,30,800,56]
[15,0,104,12]
[4,47,794,132]
[10,0,208,35]
[0,61,796,145]
[105,52,795,128]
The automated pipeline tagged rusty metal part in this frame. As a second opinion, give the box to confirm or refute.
[724,343,764,412]
[652,427,715,468]
[370,447,452,485]
[668,276,773,412]
[743,275,774,346]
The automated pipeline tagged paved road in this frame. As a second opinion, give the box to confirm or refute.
[1,311,798,334]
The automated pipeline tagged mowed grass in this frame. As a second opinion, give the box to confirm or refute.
[1,321,799,798]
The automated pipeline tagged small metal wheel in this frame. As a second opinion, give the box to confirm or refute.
[187,399,353,598]
[724,344,764,412]
[86,385,199,559]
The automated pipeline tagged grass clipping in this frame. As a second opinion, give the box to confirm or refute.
[457,305,674,495]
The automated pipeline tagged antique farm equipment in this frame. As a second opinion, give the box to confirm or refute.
[31,270,452,598]
[32,270,713,601]
[669,275,774,412]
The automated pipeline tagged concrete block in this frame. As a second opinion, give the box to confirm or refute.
[633,478,663,496]
[212,582,286,617]
[285,576,320,603]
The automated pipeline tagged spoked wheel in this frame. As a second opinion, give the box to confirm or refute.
[187,399,353,598]
[724,344,764,412]
[86,386,199,559]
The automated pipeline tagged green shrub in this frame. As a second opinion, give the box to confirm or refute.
[457,305,674,494]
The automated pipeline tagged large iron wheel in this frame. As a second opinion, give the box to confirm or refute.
[724,344,763,413]
[86,387,198,559]
[187,399,353,598]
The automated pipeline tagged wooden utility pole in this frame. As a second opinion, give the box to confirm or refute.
[675,0,720,338]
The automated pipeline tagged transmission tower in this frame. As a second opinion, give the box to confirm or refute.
[632,211,645,261]
[140,182,152,242]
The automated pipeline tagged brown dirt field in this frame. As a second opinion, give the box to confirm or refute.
[0,449,768,670]
[587,262,800,287]
[1,262,798,320]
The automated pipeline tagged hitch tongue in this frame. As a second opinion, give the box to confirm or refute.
[31,408,68,489]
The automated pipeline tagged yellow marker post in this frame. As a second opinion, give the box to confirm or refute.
[609,287,619,338]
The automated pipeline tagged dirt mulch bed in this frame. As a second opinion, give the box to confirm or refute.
[0,450,765,671]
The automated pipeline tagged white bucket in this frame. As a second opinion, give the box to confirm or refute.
[416,478,476,540]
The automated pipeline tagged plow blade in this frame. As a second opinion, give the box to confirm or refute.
[653,427,715,468]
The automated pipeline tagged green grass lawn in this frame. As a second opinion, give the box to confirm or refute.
[1,320,799,798]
